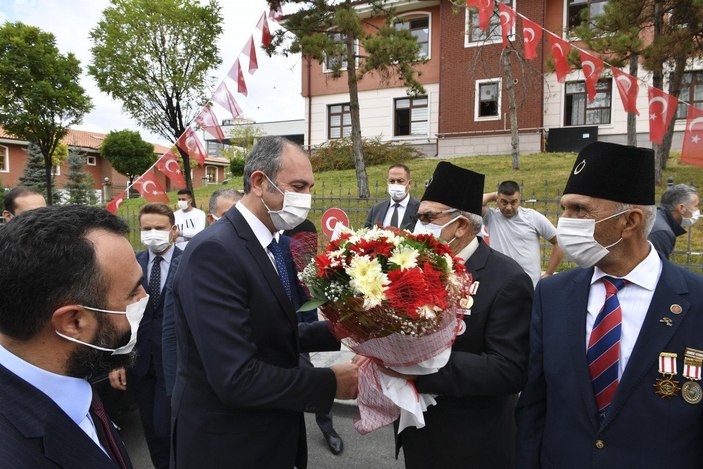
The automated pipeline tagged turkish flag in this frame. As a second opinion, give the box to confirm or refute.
[478,0,495,32]
[498,3,515,48]
[195,105,225,142]
[466,0,480,7]
[522,17,542,60]
[612,68,640,115]
[176,127,207,166]
[681,105,703,167]
[648,86,679,144]
[134,170,169,203]
[227,59,248,96]
[213,82,243,119]
[579,51,604,103]
[257,12,272,48]
[242,36,258,74]
[106,193,125,215]
[547,33,571,83]
[155,149,186,188]
[268,5,283,22]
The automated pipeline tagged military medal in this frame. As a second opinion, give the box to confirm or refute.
[654,352,680,398]
[682,348,703,404]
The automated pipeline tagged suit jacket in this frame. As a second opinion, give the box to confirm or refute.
[399,239,533,469]
[133,247,182,378]
[170,206,340,469]
[365,197,420,231]
[160,254,182,397]
[516,258,703,469]
[0,363,132,468]
[648,206,686,260]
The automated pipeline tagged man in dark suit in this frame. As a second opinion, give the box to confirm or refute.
[396,162,533,469]
[109,203,181,469]
[365,163,420,231]
[171,136,358,468]
[648,184,699,259]
[0,205,144,468]
[516,142,703,468]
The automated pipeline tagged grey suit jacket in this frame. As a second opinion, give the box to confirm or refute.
[364,196,420,231]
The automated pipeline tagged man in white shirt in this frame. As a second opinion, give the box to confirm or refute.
[174,188,206,250]
[365,163,420,231]
[482,181,563,287]
[0,205,144,468]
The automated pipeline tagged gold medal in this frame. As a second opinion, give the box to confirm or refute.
[654,376,680,398]
[682,380,703,404]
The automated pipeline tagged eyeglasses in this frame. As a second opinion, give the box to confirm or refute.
[416,209,458,224]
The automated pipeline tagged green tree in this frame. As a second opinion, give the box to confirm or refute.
[89,0,223,206]
[100,130,157,185]
[220,121,265,177]
[19,143,53,196]
[0,22,92,205]
[64,148,98,205]
[268,0,426,198]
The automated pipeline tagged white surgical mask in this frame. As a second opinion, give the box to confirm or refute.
[388,184,407,201]
[556,210,629,268]
[412,216,461,239]
[211,214,221,222]
[177,200,189,210]
[262,175,312,231]
[682,208,700,227]
[55,295,149,355]
[140,229,171,254]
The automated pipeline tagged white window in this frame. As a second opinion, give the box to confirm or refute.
[394,14,431,59]
[567,0,607,30]
[205,166,218,183]
[676,71,703,120]
[394,96,429,136]
[328,103,352,139]
[0,146,8,173]
[564,79,611,126]
[465,0,514,47]
[475,79,502,121]
[323,33,359,73]
[53,164,61,176]
[86,155,97,166]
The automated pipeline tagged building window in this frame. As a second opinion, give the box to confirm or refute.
[205,166,218,183]
[394,96,428,136]
[86,155,97,166]
[328,103,352,139]
[394,14,430,59]
[206,141,223,156]
[567,0,607,30]
[323,33,358,73]
[676,71,703,120]
[475,79,502,121]
[564,79,612,126]
[465,0,513,46]
[0,146,8,173]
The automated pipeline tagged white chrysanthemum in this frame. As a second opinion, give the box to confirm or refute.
[388,245,419,270]
[345,256,389,308]
[417,305,437,319]
[442,253,454,273]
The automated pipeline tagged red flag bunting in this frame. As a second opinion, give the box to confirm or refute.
[478,0,495,32]
[195,105,225,142]
[134,170,169,203]
[547,33,571,83]
[176,128,207,166]
[213,82,243,118]
[268,5,283,22]
[227,59,248,96]
[498,3,515,48]
[680,106,703,167]
[611,68,640,116]
[466,0,480,6]
[243,36,258,74]
[257,13,272,49]
[105,193,125,215]
[579,51,604,103]
[521,17,542,60]
[155,148,186,188]
[648,86,678,144]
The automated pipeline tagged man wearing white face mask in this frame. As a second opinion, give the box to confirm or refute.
[398,162,533,469]
[0,205,143,468]
[648,184,699,259]
[517,142,703,468]
[170,136,359,468]
[365,163,420,230]
[174,189,206,250]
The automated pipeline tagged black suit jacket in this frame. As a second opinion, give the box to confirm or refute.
[171,206,340,469]
[365,197,420,231]
[0,363,132,468]
[399,239,533,469]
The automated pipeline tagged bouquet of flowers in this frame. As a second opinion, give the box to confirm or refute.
[298,225,474,434]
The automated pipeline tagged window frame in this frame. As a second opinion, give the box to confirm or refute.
[86,155,97,166]
[563,78,612,126]
[205,165,218,183]
[464,0,515,48]
[327,103,352,140]
[393,95,429,137]
[676,70,703,120]
[394,12,432,60]
[322,32,359,73]
[474,78,502,122]
[566,0,608,32]
[0,145,8,173]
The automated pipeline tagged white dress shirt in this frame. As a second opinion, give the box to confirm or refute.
[236,202,280,272]
[146,244,176,293]
[382,193,411,228]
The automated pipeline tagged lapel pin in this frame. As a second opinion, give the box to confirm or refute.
[660,317,673,326]
[670,304,682,314]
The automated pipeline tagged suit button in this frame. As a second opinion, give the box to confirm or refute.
[594,440,605,449]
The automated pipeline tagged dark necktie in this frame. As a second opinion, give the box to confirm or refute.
[390,203,400,228]
[268,238,293,301]
[148,256,162,306]
[587,276,626,416]
[90,393,129,469]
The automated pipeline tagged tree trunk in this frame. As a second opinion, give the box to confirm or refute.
[502,50,520,170]
[43,154,53,205]
[660,53,687,170]
[627,54,639,146]
[345,32,369,198]
[176,146,196,208]
[652,0,664,185]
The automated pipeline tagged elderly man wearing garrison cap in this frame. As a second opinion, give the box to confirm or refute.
[516,142,703,468]
[394,162,533,469]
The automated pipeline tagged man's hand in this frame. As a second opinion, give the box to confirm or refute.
[330,362,359,400]
[108,367,128,391]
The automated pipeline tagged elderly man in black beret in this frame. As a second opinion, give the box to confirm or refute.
[394,162,533,469]
[517,142,703,468]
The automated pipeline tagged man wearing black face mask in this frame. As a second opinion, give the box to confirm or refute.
[0,205,143,468]
[517,142,703,468]
[170,136,359,468]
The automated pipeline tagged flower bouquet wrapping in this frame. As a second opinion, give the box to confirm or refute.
[298,226,474,434]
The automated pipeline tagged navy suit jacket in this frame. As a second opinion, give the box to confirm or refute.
[365,197,420,231]
[134,247,182,377]
[0,363,133,468]
[170,206,340,469]
[516,257,703,468]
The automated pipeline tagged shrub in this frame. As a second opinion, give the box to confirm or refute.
[229,155,246,177]
[310,137,422,172]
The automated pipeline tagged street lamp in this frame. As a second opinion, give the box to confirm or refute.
[103,176,112,203]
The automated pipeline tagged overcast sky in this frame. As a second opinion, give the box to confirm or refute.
[0,0,304,145]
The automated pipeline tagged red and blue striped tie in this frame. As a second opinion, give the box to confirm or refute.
[587,276,625,416]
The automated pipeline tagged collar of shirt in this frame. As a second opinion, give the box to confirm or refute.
[591,242,662,291]
[455,237,480,263]
[391,193,410,209]
[148,243,174,266]
[0,344,92,426]
[236,202,278,253]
